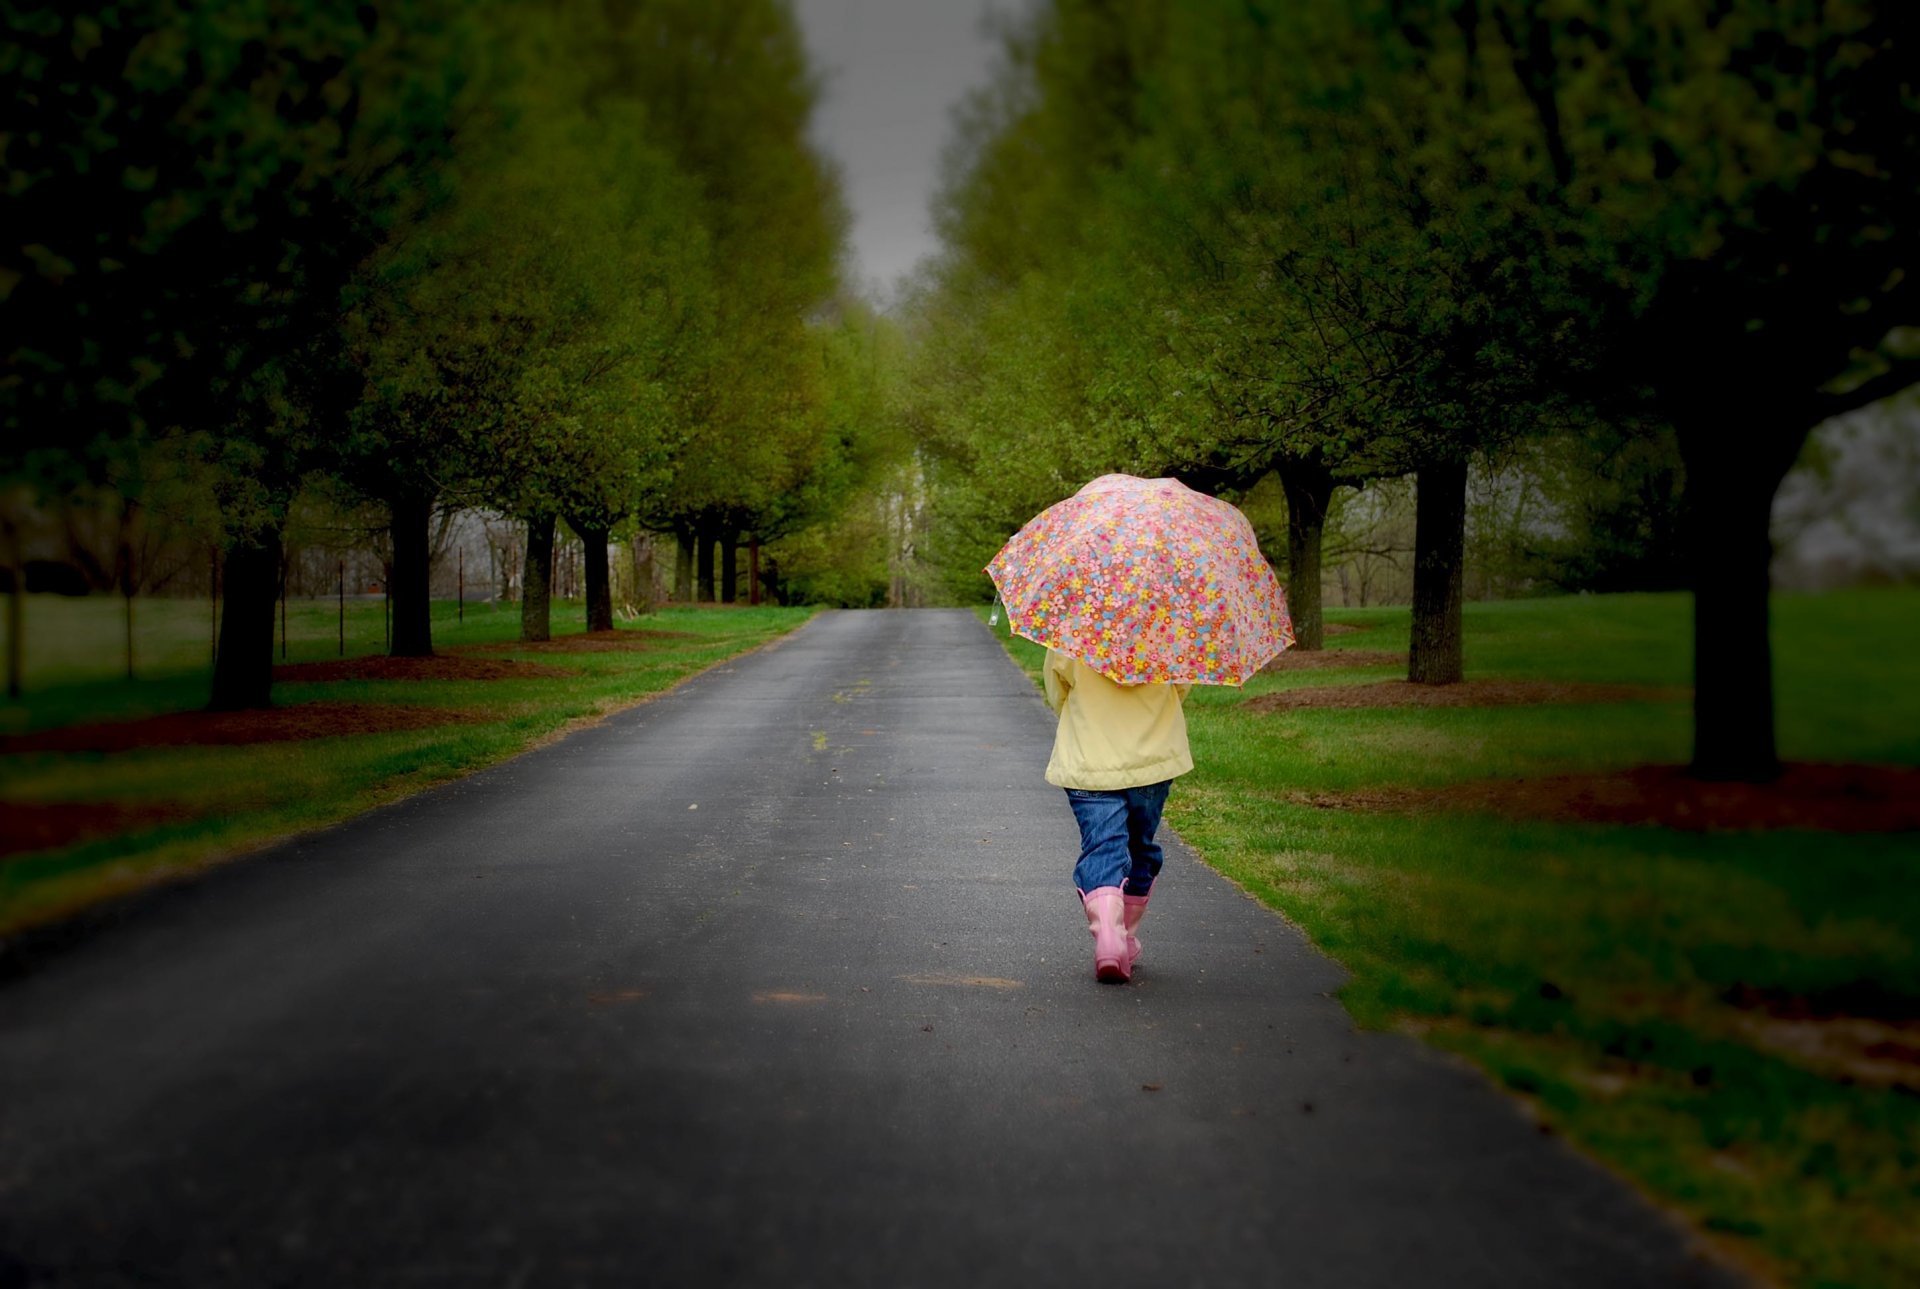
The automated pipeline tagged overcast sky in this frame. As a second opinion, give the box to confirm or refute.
[792,0,1022,302]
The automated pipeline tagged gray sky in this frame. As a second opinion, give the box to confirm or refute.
[793,0,1019,301]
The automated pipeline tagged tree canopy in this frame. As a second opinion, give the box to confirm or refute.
[909,0,1918,778]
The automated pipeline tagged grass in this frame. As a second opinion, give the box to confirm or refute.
[984,588,1920,1289]
[0,594,817,933]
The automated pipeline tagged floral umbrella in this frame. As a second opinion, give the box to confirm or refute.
[985,473,1294,685]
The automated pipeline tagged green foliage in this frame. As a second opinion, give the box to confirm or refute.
[4,0,863,655]
[764,502,892,608]
[2,0,469,520]
[1349,0,1919,452]
[755,304,918,605]
[341,26,714,528]
[567,0,853,547]
[913,0,1917,566]
[1524,427,1690,594]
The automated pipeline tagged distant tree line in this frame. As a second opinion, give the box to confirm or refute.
[905,0,1918,781]
[2,0,904,709]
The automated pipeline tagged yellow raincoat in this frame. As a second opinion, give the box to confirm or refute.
[1041,649,1193,790]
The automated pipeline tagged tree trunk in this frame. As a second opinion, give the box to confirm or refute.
[3,512,23,700]
[208,524,283,710]
[123,541,136,680]
[673,527,693,602]
[388,489,434,657]
[720,530,739,604]
[1680,436,1791,781]
[578,521,613,632]
[632,535,658,614]
[1408,459,1468,685]
[748,540,761,607]
[119,499,138,681]
[1277,455,1336,651]
[521,512,556,643]
[696,529,715,603]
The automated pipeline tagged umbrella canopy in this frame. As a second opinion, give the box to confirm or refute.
[985,473,1294,685]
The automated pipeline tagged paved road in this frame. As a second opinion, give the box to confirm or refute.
[0,610,1738,1287]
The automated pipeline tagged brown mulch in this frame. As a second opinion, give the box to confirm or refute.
[1246,679,1689,711]
[0,801,194,859]
[1723,982,1920,1087]
[1288,763,1920,833]
[0,702,484,755]
[457,628,698,655]
[1263,649,1405,672]
[275,655,573,683]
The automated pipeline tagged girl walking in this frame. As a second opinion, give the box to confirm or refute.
[986,472,1293,984]
[1042,647,1192,983]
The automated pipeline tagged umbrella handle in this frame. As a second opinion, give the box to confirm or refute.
[988,589,1001,627]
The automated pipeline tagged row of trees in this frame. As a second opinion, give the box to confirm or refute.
[905,0,1917,780]
[3,0,901,707]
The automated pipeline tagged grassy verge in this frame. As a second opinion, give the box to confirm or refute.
[0,596,817,934]
[983,589,1920,1289]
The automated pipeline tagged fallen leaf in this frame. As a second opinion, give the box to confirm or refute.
[898,972,1024,992]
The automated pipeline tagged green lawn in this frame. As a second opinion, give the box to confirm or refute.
[986,589,1920,1289]
[0,594,817,932]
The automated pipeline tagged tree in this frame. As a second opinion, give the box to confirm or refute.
[346,28,709,647]
[743,300,911,602]
[3,0,469,707]
[1366,0,1918,777]
[910,0,1557,679]
[589,0,847,598]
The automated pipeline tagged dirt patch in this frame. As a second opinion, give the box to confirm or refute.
[1723,982,1920,1088]
[1263,649,1405,672]
[1289,763,1920,833]
[0,801,194,859]
[0,702,484,754]
[1323,622,1370,636]
[458,628,698,655]
[276,655,573,683]
[1246,679,1688,711]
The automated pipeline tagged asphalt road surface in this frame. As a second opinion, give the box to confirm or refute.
[0,609,1741,1288]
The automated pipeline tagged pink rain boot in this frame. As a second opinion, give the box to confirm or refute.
[1081,887,1131,983]
[1122,893,1150,969]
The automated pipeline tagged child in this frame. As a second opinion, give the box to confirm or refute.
[1042,648,1193,983]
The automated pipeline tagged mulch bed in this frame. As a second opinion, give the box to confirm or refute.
[1288,762,1920,833]
[457,628,697,655]
[1246,679,1689,711]
[1263,649,1405,672]
[0,801,194,859]
[276,655,573,683]
[0,702,484,755]
[1722,982,1920,1088]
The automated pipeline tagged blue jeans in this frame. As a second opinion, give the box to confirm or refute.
[1065,781,1172,898]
